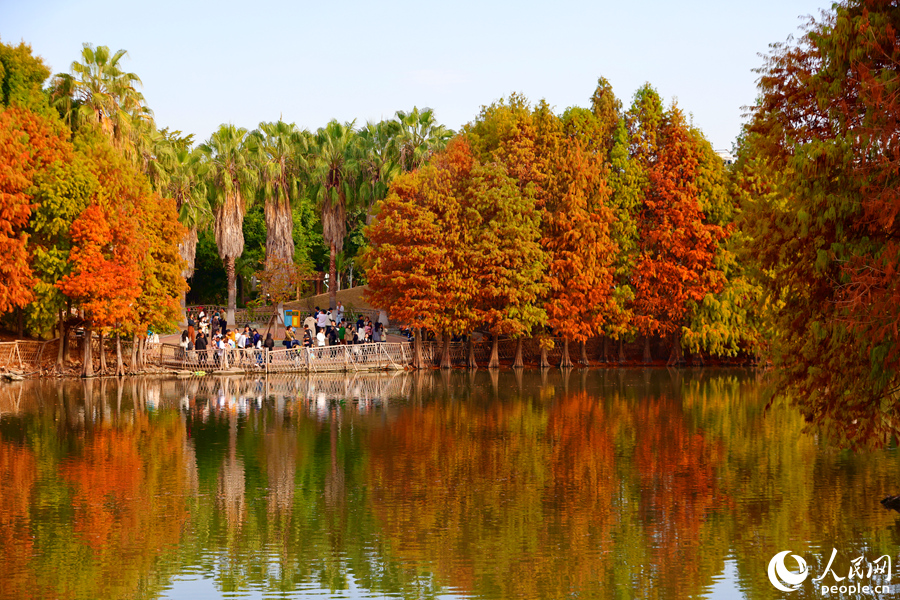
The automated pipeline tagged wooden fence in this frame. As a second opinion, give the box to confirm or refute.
[0,339,60,371]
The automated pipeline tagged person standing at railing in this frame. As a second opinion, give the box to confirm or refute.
[188,317,196,346]
[303,325,313,348]
[195,333,207,367]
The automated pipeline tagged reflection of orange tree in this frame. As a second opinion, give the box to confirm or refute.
[52,412,190,598]
[367,393,619,598]
[632,394,727,597]
[0,439,39,598]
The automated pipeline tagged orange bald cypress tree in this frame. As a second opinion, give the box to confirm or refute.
[365,138,477,368]
[535,104,619,368]
[630,99,726,365]
[0,107,70,317]
[57,204,141,376]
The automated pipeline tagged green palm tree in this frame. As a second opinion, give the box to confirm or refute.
[395,107,452,172]
[357,119,401,224]
[51,44,150,153]
[248,121,309,269]
[310,120,359,309]
[200,124,258,327]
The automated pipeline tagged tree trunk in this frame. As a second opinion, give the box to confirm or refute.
[600,336,609,363]
[413,327,424,369]
[16,307,24,338]
[98,330,107,373]
[224,255,236,330]
[488,335,500,369]
[116,335,124,377]
[643,336,652,364]
[618,338,625,363]
[180,289,188,327]
[580,340,589,366]
[467,338,478,369]
[265,196,295,270]
[513,338,524,368]
[57,307,65,370]
[440,334,451,370]
[667,331,683,367]
[131,333,138,372]
[65,299,73,363]
[540,346,550,369]
[136,335,144,370]
[82,325,94,378]
[560,338,573,368]
[329,242,337,310]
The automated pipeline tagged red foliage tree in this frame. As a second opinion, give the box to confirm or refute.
[57,204,141,376]
[0,107,70,315]
[631,104,726,364]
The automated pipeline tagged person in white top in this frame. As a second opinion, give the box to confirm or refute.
[316,330,326,347]
[236,332,246,349]
[316,310,329,332]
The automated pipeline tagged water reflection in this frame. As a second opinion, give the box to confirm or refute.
[0,370,899,599]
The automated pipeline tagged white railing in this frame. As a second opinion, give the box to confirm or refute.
[156,342,411,373]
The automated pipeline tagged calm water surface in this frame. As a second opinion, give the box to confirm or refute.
[0,369,898,600]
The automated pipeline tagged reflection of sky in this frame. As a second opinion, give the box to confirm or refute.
[706,560,745,600]
[161,573,469,599]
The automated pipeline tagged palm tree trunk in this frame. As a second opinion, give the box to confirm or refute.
[225,255,236,329]
[265,196,295,269]
[329,242,337,310]
[560,338,573,368]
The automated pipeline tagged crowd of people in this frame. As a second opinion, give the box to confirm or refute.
[177,303,390,367]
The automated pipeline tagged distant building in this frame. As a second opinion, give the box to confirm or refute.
[715,150,735,166]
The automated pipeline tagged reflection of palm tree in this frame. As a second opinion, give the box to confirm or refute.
[218,410,245,531]
[201,125,258,327]
[324,408,345,511]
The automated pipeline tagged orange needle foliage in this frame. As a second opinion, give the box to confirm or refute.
[631,106,726,351]
[0,107,70,313]
[56,204,142,329]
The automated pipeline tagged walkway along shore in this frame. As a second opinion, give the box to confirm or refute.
[0,336,757,379]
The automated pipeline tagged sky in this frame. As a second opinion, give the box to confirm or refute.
[1,0,828,152]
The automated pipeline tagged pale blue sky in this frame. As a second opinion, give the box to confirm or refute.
[2,0,827,151]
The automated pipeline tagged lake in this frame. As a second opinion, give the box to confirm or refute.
[0,369,897,599]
